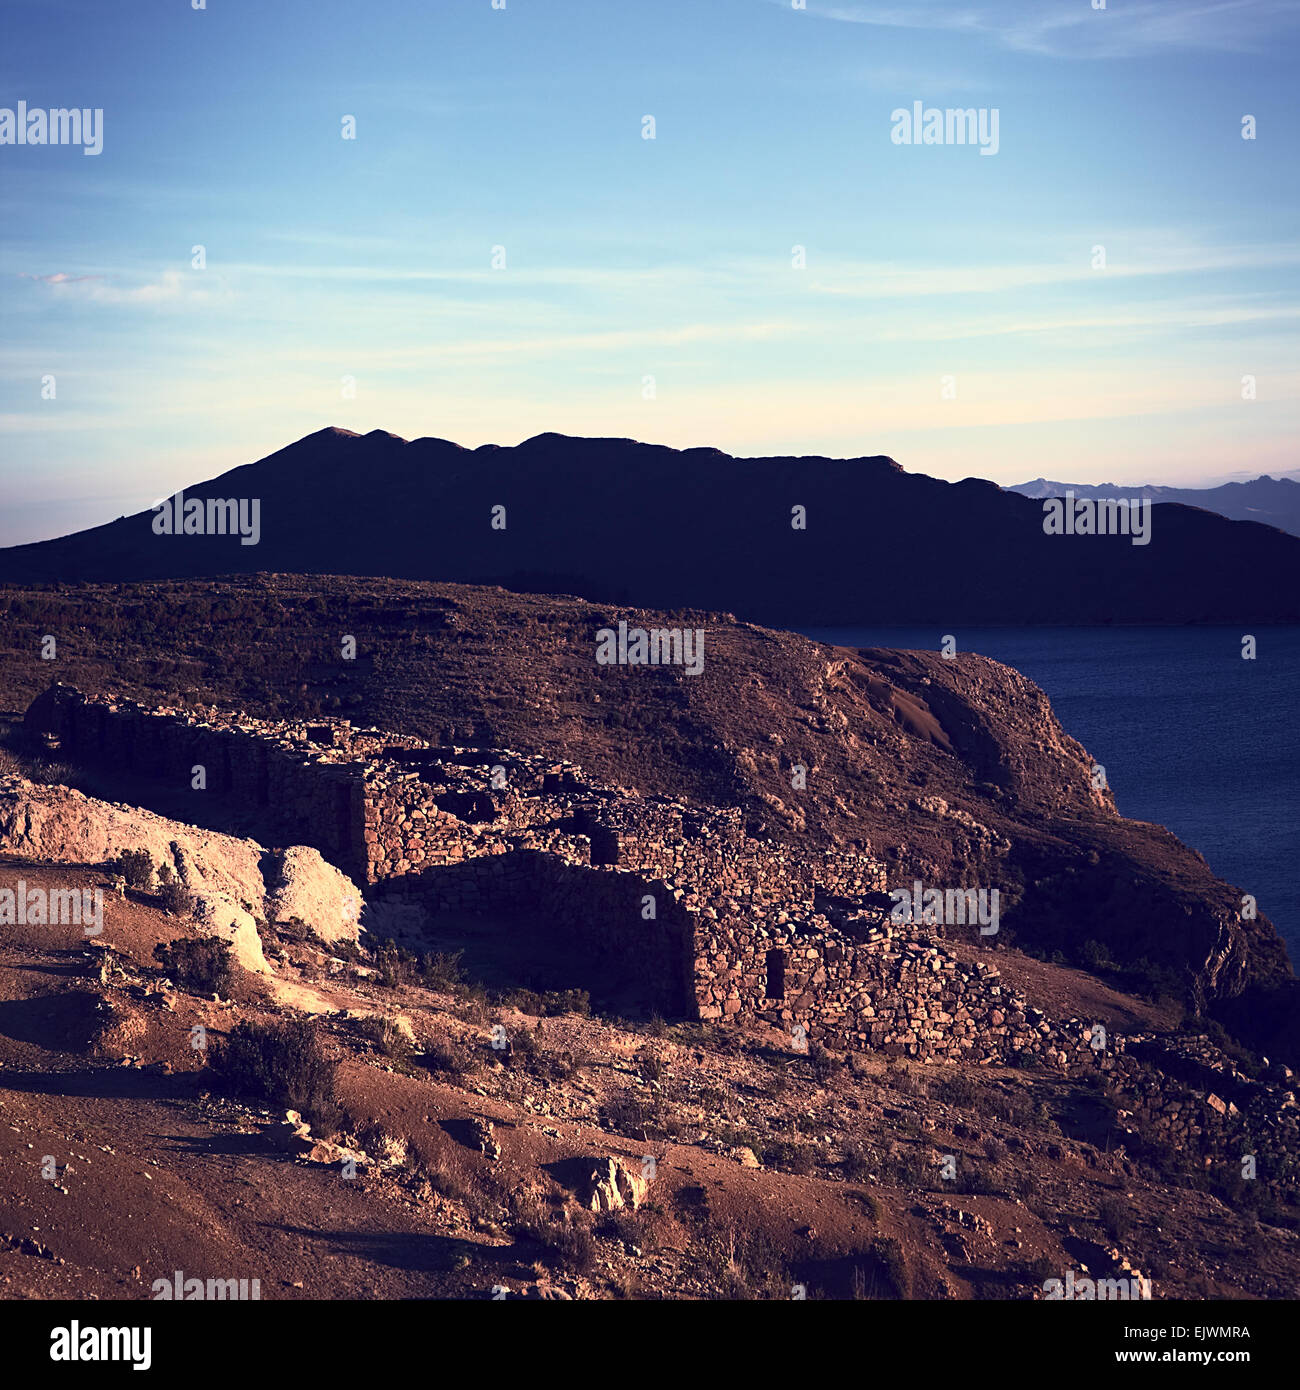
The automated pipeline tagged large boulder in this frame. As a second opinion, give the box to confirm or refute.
[190,894,270,976]
[265,845,362,945]
[0,777,365,972]
[582,1157,649,1213]
[0,777,265,906]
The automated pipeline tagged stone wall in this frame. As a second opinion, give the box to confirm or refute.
[33,686,370,882]
[391,848,697,1016]
[27,683,1192,1069]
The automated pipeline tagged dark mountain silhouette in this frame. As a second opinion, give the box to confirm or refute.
[2,427,1298,625]
[1009,475,1300,539]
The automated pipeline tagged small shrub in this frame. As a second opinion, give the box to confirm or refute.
[515,1196,597,1275]
[158,875,194,917]
[841,1140,873,1183]
[372,939,416,988]
[672,1184,710,1222]
[601,1094,654,1140]
[1098,1194,1132,1241]
[154,937,233,996]
[208,1019,338,1130]
[848,1052,873,1081]
[807,1042,842,1082]
[354,1119,408,1168]
[550,1223,597,1275]
[955,1167,998,1196]
[1080,939,1116,971]
[421,1041,468,1076]
[602,1202,669,1254]
[418,950,465,992]
[761,1139,815,1176]
[638,1053,664,1082]
[112,849,155,891]
[931,1072,979,1109]
[354,1014,414,1062]
[493,985,591,1017]
[859,1236,910,1299]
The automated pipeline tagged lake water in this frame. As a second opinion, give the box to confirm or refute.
[800,626,1300,966]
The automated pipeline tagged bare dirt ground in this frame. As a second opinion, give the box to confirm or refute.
[2,857,1296,1302]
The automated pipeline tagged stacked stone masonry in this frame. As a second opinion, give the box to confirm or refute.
[13,685,1135,1058]
[18,682,1299,1167]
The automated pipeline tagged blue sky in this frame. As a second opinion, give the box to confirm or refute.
[2,0,1298,545]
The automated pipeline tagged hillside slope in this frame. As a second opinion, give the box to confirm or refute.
[0,575,1293,1057]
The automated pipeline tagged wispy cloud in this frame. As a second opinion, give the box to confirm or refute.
[806,242,1300,299]
[794,0,1300,59]
[19,268,226,307]
[19,272,101,285]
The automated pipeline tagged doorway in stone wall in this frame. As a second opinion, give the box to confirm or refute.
[766,948,786,1001]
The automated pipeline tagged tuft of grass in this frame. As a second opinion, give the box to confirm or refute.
[514,1194,598,1275]
[855,1236,910,1299]
[354,1014,415,1063]
[1098,1194,1132,1242]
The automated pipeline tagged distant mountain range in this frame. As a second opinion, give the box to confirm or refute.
[1,427,1298,625]
[1009,475,1300,538]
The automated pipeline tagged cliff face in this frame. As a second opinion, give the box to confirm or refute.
[0,575,1292,1056]
[1,427,1298,624]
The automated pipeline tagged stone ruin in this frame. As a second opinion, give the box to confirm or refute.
[15,681,1299,1192]
[6,686,1264,1083]
[15,685,1093,1057]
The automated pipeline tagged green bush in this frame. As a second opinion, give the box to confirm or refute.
[418,950,466,992]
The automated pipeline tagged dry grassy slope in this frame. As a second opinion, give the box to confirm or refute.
[0,576,1292,1029]
[1,859,1293,1302]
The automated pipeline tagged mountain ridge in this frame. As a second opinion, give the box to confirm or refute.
[1008,474,1300,538]
[2,429,1298,626]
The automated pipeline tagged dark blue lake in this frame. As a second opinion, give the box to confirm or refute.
[800,626,1300,967]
